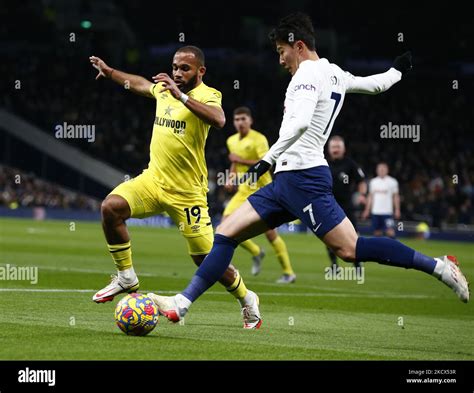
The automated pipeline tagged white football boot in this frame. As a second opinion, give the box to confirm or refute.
[433,255,470,303]
[93,270,139,303]
[251,248,265,276]
[276,273,296,284]
[240,290,262,329]
[147,293,189,323]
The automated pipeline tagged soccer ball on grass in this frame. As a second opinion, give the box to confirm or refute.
[115,293,159,336]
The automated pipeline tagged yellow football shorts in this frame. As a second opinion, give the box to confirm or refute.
[110,169,213,255]
[222,186,257,217]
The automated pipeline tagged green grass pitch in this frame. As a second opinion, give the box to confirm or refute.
[0,217,472,360]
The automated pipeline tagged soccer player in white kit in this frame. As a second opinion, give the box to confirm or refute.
[148,12,470,325]
[362,162,400,237]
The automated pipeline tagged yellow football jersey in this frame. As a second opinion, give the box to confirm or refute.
[226,129,272,191]
[148,81,222,194]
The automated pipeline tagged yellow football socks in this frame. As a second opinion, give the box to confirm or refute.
[226,270,248,299]
[272,236,294,275]
[240,239,261,257]
[108,241,132,271]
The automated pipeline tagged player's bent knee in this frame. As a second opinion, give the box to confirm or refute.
[335,247,357,263]
[191,254,206,266]
[101,195,130,222]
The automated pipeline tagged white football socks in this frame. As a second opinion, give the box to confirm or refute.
[238,290,253,307]
[118,267,137,283]
[176,293,192,311]
[432,257,445,279]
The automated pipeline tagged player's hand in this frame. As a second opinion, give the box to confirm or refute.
[394,209,401,220]
[152,73,181,99]
[224,182,236,192]
[89,56,112,80]
[357,194,367,206]
[224,171,237,192]
[228,153,242,164]
[361,210,370,220]
[392,51,412,75]
[239,159,271,186]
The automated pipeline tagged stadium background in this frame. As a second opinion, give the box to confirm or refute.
[1,0,473,234]
[0,0,473,366]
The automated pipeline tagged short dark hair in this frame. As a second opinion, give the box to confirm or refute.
[233,106,252,117]
[176,45,205,66]
[269,12,316,51]
[329,135,345,143]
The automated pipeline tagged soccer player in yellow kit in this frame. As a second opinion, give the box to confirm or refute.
[223,107,296,283]
[89,46,261,329]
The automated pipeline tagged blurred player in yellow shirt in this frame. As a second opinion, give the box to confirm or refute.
[223,107,296,283]
[89,47,261,328]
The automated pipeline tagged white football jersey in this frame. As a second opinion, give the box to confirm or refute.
[369,176,399,215]
[263,58,402,173]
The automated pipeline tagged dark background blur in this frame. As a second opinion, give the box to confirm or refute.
[1,0,473,227]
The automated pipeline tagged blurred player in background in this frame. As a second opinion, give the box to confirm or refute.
[89,46,261,328]
[326,135,366,272]
[362,162,400,238]
[148,13,469,322]
[223,106,296,283]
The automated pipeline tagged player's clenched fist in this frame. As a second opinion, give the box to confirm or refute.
[89,56,113,80]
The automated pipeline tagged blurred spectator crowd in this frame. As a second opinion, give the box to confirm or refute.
[1,2,472,227]
[0,166,100,211]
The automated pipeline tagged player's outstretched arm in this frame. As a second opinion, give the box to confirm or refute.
[89,56,153,98]
[362,193,373,220]
[345,52,412,95]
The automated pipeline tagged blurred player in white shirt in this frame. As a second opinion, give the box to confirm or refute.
[362,162,400,237]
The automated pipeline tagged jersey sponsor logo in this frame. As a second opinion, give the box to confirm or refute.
[154,116,187,135]
[294,83,317,92]
[164,105,174,116]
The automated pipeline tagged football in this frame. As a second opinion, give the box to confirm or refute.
[114,293,159,336]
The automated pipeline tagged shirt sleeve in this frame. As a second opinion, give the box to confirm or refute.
[351,160,366,183]
[368,179,374,194]
[263,66,319,165]
[202,89,222,107]
[255,135,270,158]
[149,83,158,99]
[344,68,402,95]
[392,179,399,194]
